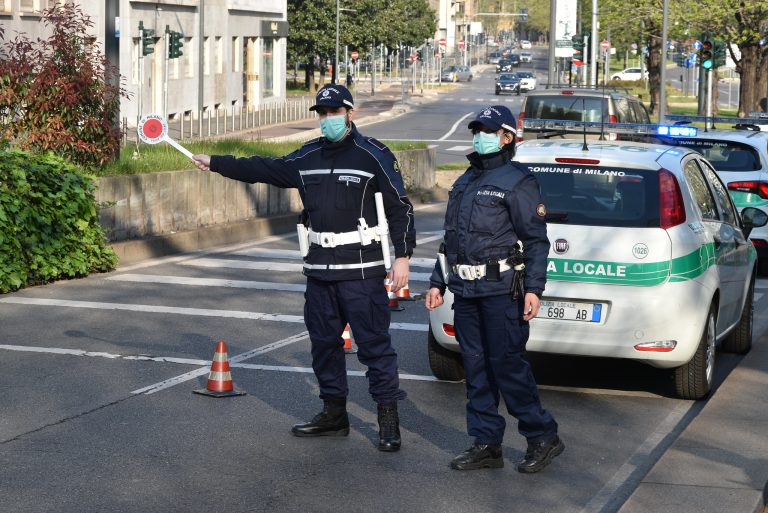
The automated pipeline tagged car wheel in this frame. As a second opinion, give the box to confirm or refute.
[427,325,465,381]
[495,89,500,95]
[674,306,716,400]
[722,278,754,354]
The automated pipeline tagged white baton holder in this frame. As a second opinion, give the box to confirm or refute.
[374,192,392,271]
[297,223,309,257]
[437,252,449,282]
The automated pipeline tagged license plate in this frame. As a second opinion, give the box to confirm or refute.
[537,300,603,322]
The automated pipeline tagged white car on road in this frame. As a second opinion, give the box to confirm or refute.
[428,133,766,400]
[611,67,648,81]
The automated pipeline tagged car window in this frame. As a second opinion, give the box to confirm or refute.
[630,101,650,123]
[698,159,739,225]
[665,139,760,172]
[525,164,660,227]
[683,159,719,221]
[613,98,633,123]
[525,95,607,122]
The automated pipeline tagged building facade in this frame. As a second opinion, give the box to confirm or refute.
[0,0,288,126]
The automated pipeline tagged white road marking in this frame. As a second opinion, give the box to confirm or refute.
[578,401,695,513]
[0,297,429,331]
[107,273,306,291]
[0,343,676,395]
[230,248,302,259]
[755,293,764,302]
[438,112,475,141]
[445,145,472,152]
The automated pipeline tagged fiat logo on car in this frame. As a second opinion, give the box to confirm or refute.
[554,239,569,254]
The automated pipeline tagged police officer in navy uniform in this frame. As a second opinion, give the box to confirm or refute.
[193,84,415,452]
[425,105,563,472]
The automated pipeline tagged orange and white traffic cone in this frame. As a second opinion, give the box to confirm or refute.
[342,323,357,354]
[396,282,414,301]
[385,278,404,312]
[193,340,246,397]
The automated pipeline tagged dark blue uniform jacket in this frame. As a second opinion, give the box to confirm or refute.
[210,124,415,281]
[430,150,549,299]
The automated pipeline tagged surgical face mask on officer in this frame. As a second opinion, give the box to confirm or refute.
[473,131,502,155]
[320,114,349,142]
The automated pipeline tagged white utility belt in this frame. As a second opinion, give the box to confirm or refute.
[308,226,380,248]
[452,258,515,281]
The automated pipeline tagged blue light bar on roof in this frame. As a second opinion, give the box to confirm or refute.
[657,125,698,137]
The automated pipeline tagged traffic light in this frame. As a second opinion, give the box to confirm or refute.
[416,49,423,61]
[168,31,184,59]
[140,21,155,56]
[572,34,584,53]
[713,40,726,68]
[700,39,713,70]
[521,7,528,23]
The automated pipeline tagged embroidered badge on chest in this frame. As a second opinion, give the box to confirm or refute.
[338,175,361,184]
[536,203,547,217]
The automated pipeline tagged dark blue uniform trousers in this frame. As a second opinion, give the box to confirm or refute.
[454,293,557,445]
[303,276,406,405]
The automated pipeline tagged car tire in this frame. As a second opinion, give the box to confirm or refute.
[674,306,716,400]
[495,90,500,95]
[427,325,465,381]
[722,278,754,354]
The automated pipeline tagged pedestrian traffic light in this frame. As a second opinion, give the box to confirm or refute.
[168,30,184,59]
[700,40,713,70]
[416,49,423,61]
[713,40,726,69]
[572,34,584,54]
[140,21,155,56]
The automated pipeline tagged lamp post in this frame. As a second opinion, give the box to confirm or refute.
[334,1,356,84]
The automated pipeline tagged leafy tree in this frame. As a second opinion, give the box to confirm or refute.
[0,3,127,167]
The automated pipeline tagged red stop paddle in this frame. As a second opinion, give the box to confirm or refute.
[137,114,194,160]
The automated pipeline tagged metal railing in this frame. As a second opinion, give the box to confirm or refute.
[123,97,316,145]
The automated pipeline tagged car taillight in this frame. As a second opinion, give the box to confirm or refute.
[608,114,618,123]
[751,239,768,247]
[442,324,455,337]
[560,90,575,95]
[555,157,601,165]
[727,181,768,199]
[516,112,525,142]
[659,169,686,229]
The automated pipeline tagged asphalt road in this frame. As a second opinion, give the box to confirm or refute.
[2,202,768,513]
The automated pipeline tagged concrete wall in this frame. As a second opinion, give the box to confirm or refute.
[96,148,436,242]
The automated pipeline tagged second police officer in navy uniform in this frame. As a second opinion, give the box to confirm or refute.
[193,84,415,452]
[425,105,563,472]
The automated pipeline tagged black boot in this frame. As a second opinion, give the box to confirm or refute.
[291,398,350,437]
[450,444,504,470]
[516,435,564,473]
[377,402,401,452]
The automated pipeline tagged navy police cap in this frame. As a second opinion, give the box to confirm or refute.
[468,105,517,133]
[309,84,355,111]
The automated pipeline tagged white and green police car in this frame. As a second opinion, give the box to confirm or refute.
[660,114,768,274]
[428,126,767,400]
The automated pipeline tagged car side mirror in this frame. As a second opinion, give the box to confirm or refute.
[741,206,768,239]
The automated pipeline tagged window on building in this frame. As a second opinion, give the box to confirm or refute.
[185,37,194,78]
[215,36,223,74]
[20,0,35,11]
[0,0,12,13]
[231,37,240,72]
[203,36,210,76]
[262,38,274,98]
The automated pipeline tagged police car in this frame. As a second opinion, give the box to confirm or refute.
[659,114,768,274]
[428,121,767,400]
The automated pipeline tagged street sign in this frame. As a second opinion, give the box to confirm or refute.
[692,40,702,51]
[573,59,583,66]
[439,38,446,47]
[600,40,610,49]
[351,51,359,60]
[458,40,465,48]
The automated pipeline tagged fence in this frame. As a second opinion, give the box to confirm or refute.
[123,97,317,145]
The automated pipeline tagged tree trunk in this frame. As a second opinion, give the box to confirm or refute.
[756,47,768,113]
[645,21,663,117]
[738,43,759,117]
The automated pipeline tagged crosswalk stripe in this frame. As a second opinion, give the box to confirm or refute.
[445,145,472,152]
[107,274,306,291]
[0,297,429,331]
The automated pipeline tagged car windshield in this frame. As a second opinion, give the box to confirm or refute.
[499,73,518,81]
[445,66,458,72]
[525,95,607,122]
[498,60,510,65]
[517,71,534,78]
[523,163,661,227]
[661,139,761,172]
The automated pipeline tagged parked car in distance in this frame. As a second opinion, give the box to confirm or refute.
[516,70,537,91]
[441,65,472,82]
[520,52,533,63]
[427,136,768,399]
[495,72,520,95]
[520,40,532,49]
[611,67,648,81]
[487,52,502,64]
